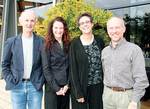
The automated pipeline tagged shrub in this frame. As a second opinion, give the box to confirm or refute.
[35,0,112,44]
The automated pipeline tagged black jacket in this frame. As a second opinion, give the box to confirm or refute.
[69,36,104,99]
[42,41,69,92]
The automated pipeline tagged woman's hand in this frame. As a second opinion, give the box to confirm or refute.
[62,85,69,95]
[56,88,64,95]
[77,97,85,103]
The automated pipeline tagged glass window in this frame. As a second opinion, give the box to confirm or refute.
[94,0,150,73]
[95,0,150,65]
[95,0,150,9]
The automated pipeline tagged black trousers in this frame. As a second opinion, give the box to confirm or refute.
[71,82,103,109]
[44,84,69,109]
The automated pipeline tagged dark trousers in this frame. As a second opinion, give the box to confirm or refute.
[44,84,69,109]
[71,82,103,109]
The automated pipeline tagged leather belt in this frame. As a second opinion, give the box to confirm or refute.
[106,86,132,92]
[22,78,30,82]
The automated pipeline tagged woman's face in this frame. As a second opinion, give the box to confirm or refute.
[78,16,93,34]
[52,21,64,40]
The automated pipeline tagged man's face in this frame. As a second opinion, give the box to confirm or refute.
[19,11,36,33]
[78,16,93,34]
[107,18,126,43]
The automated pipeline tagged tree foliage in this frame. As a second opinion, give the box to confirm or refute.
[35,0,112,43]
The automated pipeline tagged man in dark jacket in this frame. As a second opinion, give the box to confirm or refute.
[2,10,45,109]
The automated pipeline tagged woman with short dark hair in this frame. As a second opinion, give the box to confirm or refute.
[69,13,104,109]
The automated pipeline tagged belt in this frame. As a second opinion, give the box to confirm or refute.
[22,78,30,82]
[106,86,132,92]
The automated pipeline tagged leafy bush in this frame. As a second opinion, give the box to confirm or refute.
[35,0,112,44]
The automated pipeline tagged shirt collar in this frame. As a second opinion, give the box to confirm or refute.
[109,38,127,49]
[22,33,33,39]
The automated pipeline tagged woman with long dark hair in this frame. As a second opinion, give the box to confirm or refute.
[42,17,70,109]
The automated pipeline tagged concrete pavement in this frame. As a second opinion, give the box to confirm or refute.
[0,80,11,109]
[0,80,44,109]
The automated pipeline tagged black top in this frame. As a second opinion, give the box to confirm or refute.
[69,36,104,99]
[84,39,102,85]
[42,41,69,92]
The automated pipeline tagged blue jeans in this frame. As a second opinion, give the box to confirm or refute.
[11,81,43,109]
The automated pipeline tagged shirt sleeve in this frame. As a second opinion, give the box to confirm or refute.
[69,41,84,99]
[2,38,17,85]
[131,46,149,102]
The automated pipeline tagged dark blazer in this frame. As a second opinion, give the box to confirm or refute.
[69,36,104,99]
[2,33,45,91]
[42,41,69,92]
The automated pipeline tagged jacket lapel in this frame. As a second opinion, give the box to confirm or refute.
[32,34,39,67]
[16,35,24,70]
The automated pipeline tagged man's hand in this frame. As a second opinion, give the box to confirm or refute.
[128,101,137,109]
[77,97,85,103]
